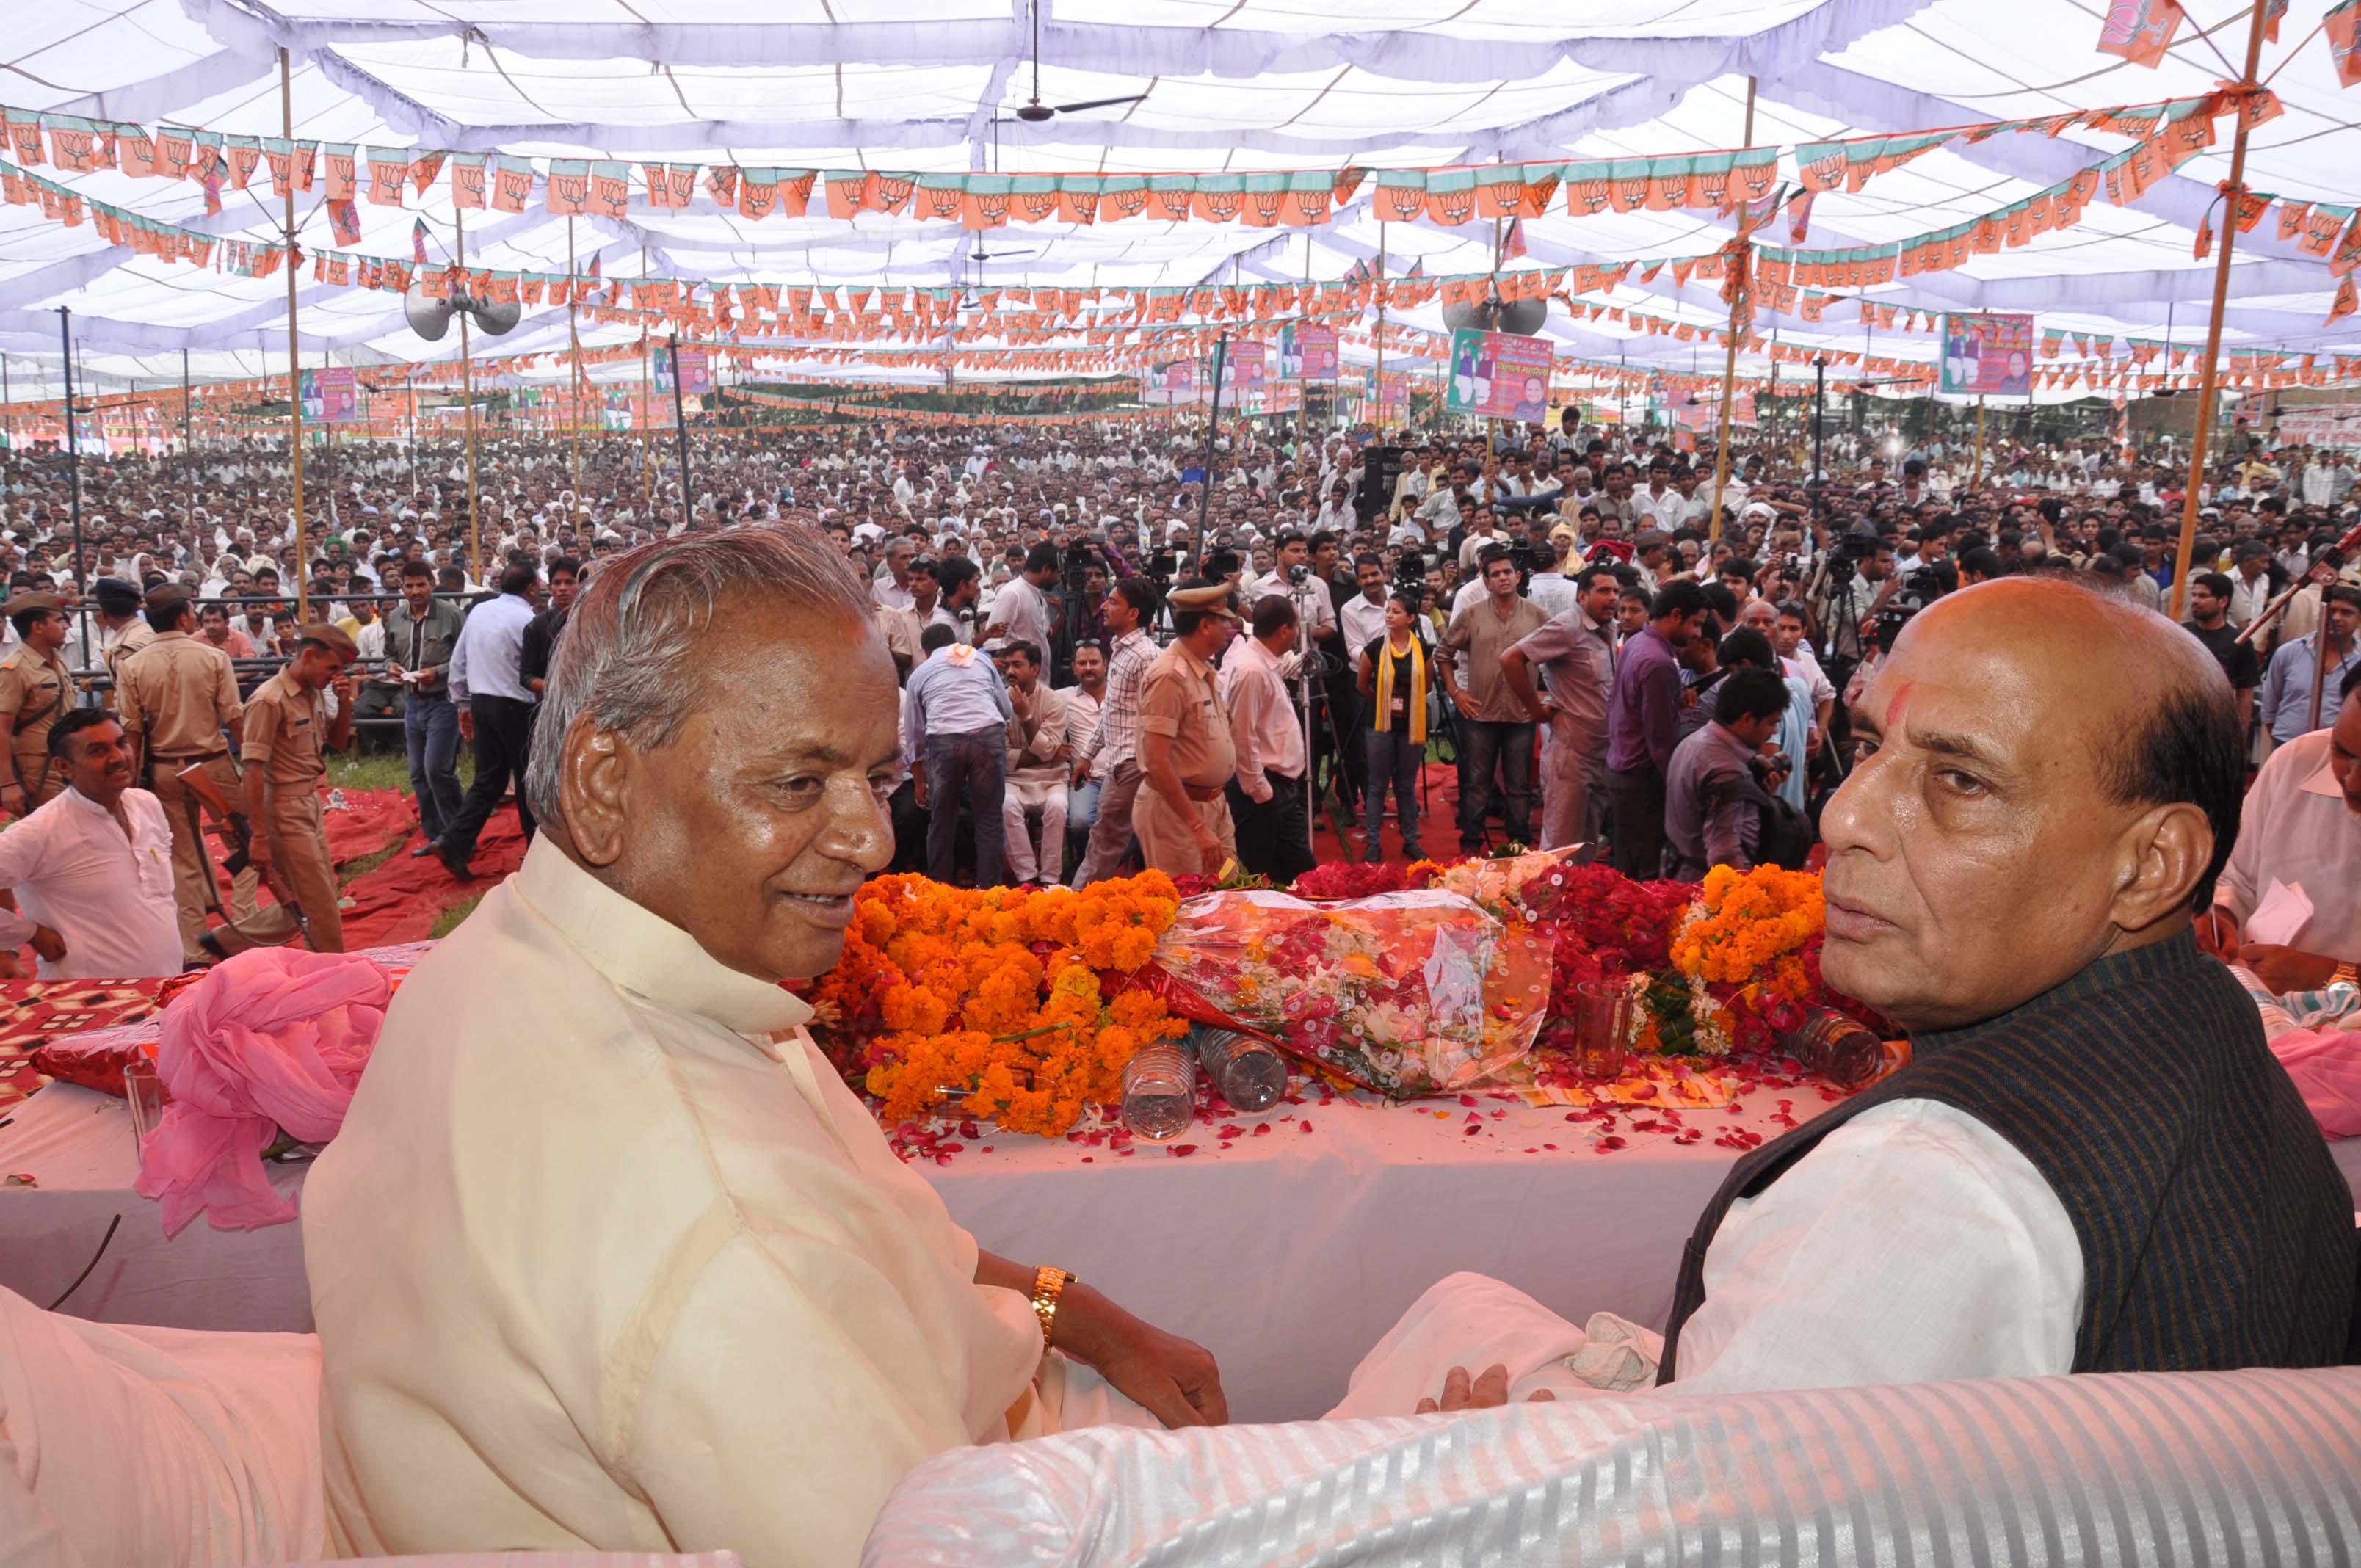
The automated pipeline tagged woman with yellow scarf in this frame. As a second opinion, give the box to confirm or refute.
[1354,589,1432,865]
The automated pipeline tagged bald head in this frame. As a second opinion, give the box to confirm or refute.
[1820,578,2242,1032]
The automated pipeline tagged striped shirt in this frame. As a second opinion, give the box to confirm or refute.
[1082,628,1157,774]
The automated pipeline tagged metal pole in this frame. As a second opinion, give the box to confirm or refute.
[1707,74,1758,546]
[639,244,656,526]
[57,310,86,600]
[1375,221,1388,438]
[1971,396,1987,489]
[1812,355,1829,536]
[1191,333,1230,569]
[280,48,310,624]
[667,334,694,523]
[457,203,481,578]
[2167,6,2272,624]
[567,217,583,515]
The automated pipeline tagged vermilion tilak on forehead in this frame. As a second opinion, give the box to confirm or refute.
[1883,678,1917,734]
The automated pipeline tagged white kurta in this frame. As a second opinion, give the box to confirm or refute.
[0,785,183,979]
[1332,1100,2081,1415]
[305,839,1063,1568]
[2214,727,2360,965]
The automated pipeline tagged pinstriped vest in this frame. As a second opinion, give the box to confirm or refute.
[1658,932,2357,1384]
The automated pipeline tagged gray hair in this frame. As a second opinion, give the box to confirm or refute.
[523,523,874,828]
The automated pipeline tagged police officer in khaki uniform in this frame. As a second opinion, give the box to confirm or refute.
[92,576,155,693]
[242,623,357,953]
[117,585,261,960]
[1134,579,1243,877]
[0,592,78,816]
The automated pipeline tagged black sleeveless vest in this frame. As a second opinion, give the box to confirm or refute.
[1658,932,2356,1383]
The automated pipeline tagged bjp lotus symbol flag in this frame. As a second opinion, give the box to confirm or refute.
[2330,0,2361,88]
[2097,0,2184,67]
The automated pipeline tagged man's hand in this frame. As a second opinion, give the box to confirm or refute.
[2194,906,2241,960]
[914,772,929,810]
[1071,758,1092,788]
[1805,725,1824,758]
[0,784,23,819]
[457,708,476,743]
[1414,1363,1559,1415]
[1244,777,1273,805]
[1055,1287,1227,1429]
[331,672,356,705]
[248,832,274,873]
[1193,823,1225,876]
[26,925,65,962]
[2235,943,2339,995]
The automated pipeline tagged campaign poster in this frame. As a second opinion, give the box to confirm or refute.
[300,366,358,424]
[1219,339,1267,391]
[1277,324,1304,382]
[658,346,712,397]
[1445,327,1552,423]
[1298,325,1339,382]
[1939,312,2034,397]
[1142,361,1197,406]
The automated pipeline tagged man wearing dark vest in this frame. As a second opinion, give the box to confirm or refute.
[1328,578,2354,1418]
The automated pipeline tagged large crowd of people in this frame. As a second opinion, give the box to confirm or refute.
[1,402,2354,921]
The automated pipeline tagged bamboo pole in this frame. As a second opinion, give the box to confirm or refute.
[280,48,310,624]
[1971,396,1987,488]
[457,203,481,578]
[639,243,656,526]
[2168,6,2274,623]
[1706,73,1758,548]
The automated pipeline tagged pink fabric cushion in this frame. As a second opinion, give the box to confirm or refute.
[2272,1024,2361,1141]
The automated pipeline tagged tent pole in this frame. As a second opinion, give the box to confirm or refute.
[1192,333,1230,570]
[280,48,310,625]
[640,244,656,525]
[2169,10,2271,623]
[567,217,583,517]
[1971,396,1986,488]
[1707,74,1758,549]
[57,310,85,605]
[457,203,481,580]
[667,333,694,520]
[1375,222,1387,438]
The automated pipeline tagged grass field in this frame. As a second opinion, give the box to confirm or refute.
[327,746,472,796]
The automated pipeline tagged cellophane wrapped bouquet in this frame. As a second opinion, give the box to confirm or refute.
[1151,888,1552,1097]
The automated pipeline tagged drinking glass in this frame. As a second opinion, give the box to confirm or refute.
[123,1058,166,1155]
[1572,980,1632,1079]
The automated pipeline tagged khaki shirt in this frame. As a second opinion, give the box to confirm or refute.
[101,618,156,683]
[241,668,327,788]
[1136,640,1236,789]
[0,643,76,765]
[116,631,242,761]
[874,603,924,673]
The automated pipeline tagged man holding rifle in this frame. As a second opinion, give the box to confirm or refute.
[241,625,359,952]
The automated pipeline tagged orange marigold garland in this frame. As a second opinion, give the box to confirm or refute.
[808,872,1189,1138]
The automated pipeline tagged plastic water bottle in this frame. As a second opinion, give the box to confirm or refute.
[1121,1038,1199,1141]
[1191,1025,1288,1111]
[1778,1009,1887,1089]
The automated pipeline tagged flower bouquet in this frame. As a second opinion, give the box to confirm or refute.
[1150,888,1552,1097]
[809,872,1192,1137]
[1628,863,1886,1061]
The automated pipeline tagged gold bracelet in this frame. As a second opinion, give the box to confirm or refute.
[1030,1265,1073,1351]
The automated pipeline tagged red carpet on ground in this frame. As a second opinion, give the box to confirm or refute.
[338,807,529,947]
[1312,761,1466,871]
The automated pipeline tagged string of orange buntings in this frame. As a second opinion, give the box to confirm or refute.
[0,89,2259,232]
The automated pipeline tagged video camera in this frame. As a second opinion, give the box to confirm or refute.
[1868,565,1946,652]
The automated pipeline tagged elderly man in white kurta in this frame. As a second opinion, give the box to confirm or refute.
[305,526,1219,1568]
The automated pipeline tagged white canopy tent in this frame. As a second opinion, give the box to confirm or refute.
[0,0,2355,402]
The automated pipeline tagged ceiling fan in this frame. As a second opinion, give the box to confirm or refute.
[1001,0,1147,123]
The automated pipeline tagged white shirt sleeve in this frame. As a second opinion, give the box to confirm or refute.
[1669,1099,2081,1393]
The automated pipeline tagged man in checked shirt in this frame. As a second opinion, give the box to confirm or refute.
[1070,577,1161,886]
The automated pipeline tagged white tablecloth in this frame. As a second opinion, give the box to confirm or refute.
[8,1081,2361,1423]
